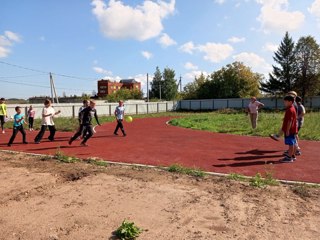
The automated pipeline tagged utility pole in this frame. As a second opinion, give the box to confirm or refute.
[147,73,149,102]
[50,72,59,104]
[159,83,162,101]
[179,75,182,92]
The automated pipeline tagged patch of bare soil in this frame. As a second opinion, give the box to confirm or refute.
[0,151,319,240]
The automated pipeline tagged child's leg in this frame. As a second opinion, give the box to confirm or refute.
[69,125,84,144]
[118,119,126,135]
[8,127,19,145]
[35,125,47,143]
[0,116,4,131]
[48,125,56,141]
[288,145,295,157]
[82,125,93,144]
[19,126,27,143]
[114,120,120,134]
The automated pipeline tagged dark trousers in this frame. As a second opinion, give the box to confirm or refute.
[0,115,5,131]
[28,117,34,129]
[70,124,93,143]
[114,119,125,135]
[8,125,26,145]
[34,125,56,142]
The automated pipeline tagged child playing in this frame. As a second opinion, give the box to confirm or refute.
[78,99,89,139]
[34,99,61,144]
[114,100,126,137]
[247,97,264,129]
[7,106,28,146]
[69,100,100,146]
[280,95,298,163]
[0,98,8,134]
[27,105,36,131]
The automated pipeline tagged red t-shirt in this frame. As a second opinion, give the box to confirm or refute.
[282,105,298,135]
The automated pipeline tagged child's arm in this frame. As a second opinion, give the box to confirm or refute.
[94,110,101,126]
[54,110,61,115]
[285,119,293,136]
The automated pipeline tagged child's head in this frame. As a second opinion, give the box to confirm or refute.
[284,95,295,107]
[288,91,297,99]
[83,99,89,107]
[44,99,51,107]
[250,97,257,103]
[89,100,96,108]
[119,100,124,106]
[0,98,5,103]
[29,105,33,109]
[15,106,21,114]
[296,96,302,104]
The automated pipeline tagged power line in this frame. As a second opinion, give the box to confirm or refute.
[0,74,48,78]
[0,60,97,81]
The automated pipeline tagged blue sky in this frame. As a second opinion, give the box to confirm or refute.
[1,0,320,99]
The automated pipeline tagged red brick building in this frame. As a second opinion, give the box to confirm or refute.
[97,79,141,97]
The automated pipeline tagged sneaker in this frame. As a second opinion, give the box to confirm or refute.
[2,130,5,134]
[7,144,11,147]
[270,134,280,141]
[23,142,28,144]
[280,157,294,163]
[68,139,73,145]
[35,141,40,144]
[80,142,88,147]
[292,155,297,161]
[296,150,302,156]
[114,132,118,136]
[123,133,127,137]
[283,152,290,158]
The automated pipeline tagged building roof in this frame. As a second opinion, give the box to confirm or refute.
[120,79,139,84]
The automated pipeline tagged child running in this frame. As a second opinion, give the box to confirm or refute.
[34,99,61,144]
[78,99,89,139]
[7,106,28,146]
[295,96,305,155]
[114,100,126,137]
[0,98,8,134]
[27,105,36,131]
[280,95,298,163]
[69,100,100,146]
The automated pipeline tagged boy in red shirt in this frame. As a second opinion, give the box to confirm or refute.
[280,95,298,163]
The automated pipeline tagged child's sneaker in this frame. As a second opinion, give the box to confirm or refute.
[296,150,302,156]
[280,156,294,163]
[2,130,5,134]
[270,134,280,141]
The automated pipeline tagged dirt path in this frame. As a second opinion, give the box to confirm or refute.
[0,151,319,240]
[0,117,319,183]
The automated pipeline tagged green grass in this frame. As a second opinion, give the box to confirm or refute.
[115,220,143,240]
[167,164,206,177]
[169,110,320,141]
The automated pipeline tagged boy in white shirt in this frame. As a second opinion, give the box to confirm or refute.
[114,100,126,136]
[34,99,61,144]
[247,97,264,129]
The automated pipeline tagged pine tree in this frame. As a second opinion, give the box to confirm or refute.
[150,66,163,99]
[261,32,297,94]
[162,67,178,100]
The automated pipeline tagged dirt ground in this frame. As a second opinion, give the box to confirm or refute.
[0,151,319,240]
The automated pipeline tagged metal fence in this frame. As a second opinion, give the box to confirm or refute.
[178,96,320,111]
[5,101,178,119]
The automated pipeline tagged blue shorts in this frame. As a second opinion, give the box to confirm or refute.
[284,135,296,146]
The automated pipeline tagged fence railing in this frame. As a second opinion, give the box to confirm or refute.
[5,101,178,119]
[178,96,320,111]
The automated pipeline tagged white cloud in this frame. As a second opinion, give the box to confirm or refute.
[263,42,278,52]
[4,31,21,42]
[233,52,272,75]
[309,0,320,17]
[228,36,246,43]
[256,0,305,33]
[93,66,113,75]
[180,41,233,63]
[91,0,175,41]
[158,33,177,48]
[141,51,153,59]
[184,62,198,70]
[179,41,196,54]
[102,75,122,81]
[214,0,226,5]
[198,42,233,63]
[0,31,21,58]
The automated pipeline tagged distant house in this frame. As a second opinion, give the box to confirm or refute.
[97,79,141,97]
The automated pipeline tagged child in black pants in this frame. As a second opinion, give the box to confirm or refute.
[8,106,28,146]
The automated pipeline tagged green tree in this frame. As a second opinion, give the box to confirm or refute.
[261,32,297,94]
[199,62,261,99]
[106,88,143,102]
[150,66,163,99]
[182,73,208,99]
[162,67,178,100]
[294,36,320,99]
